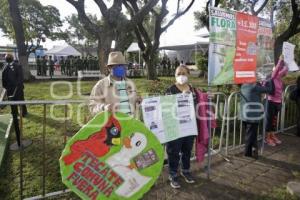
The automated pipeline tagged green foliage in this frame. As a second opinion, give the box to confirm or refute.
[193,0,245,30]
[0,0,65,43]
[145,79,174,95]
[65,14,99,43]
[195,52,208,73]
[275,1,300,64]
[194,10,208,30]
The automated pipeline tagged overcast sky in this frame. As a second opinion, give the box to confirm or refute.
[0,0,208,49]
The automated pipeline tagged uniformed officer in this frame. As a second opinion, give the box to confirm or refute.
[41,56,47,76]
[65,56,71,76]
[2,54,28,146]
[36,55,42,76]
[48,56,55,78]
[60,56,65,75]
[82,56,88,71]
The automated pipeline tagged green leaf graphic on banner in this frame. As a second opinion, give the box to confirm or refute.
[59,112,164,200]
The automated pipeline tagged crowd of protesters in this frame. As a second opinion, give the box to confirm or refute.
[2,51,299,190]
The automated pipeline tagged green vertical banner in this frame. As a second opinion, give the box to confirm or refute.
[59,112,164,200]
[208,7,236,85]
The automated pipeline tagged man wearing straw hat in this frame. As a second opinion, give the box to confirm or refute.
[89,51,140,117]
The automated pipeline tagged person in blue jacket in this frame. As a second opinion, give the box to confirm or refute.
[240,82,272,159]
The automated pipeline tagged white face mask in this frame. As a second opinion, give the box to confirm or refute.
[176,75,188,85]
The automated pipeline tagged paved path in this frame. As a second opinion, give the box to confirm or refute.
[144,130,300,200]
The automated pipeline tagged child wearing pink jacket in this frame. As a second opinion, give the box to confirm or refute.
[265,56,288,146]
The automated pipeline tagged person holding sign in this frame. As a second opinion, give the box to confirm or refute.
[165,65,196,189]
[265,56,288,146]
[89,51,140,117]
[240,82,273,159]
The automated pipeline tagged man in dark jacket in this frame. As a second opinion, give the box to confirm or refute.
[36,55,42,76]
[290,76,300,136]
[240,82,272,158]
[2,54,28,146]
[48,56,55,78]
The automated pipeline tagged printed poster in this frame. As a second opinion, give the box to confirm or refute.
[256,18,275,80]
[233,12,258,84]
[59,112,164,200]
[141,93,198,143]
[208,7,274,85]
[283,42,299,72]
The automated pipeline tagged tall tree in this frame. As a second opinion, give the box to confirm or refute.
[6,0,30,80]
[65,14,98,56]
[66,0,159,73]
[274,0,300,63]
[124,0,195,80]
[1,0,65,80]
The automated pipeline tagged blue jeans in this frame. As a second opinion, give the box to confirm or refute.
[166,136,195,177]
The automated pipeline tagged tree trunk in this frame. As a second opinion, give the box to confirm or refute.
[144,53,158,80]
[8,0,33,81]
[97,37,111,75]
[274,37,284,64]
[98,41,105,74]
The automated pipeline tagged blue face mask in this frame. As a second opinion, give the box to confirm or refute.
[112,65,126,78]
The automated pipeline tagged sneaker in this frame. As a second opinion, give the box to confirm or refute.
[168,175,181,189]
[271,133,282,144]
[265,136,276,147]
[180,172,195,184]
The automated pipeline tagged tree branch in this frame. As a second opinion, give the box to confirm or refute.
[129,0,159,26]
[161,0,195,32]
[66,0,100,36]
[124,0,154,46]
[134,27,146,52]
[253,0,269,16]
[93,0,108,18]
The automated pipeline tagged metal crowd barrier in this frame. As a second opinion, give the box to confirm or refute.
[224,84,298,156]
[279,84,298,134]
[225,92,242,155]
[0,100,88,200]
[0,84,298,199]
[208,92,228,156]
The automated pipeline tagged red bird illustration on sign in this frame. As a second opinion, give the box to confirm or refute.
[63,115,122,165]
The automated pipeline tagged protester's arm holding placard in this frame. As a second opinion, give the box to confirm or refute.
[272,57,288,79]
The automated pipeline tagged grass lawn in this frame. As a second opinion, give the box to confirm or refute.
[0,77,208,199]
[0,74,298,199]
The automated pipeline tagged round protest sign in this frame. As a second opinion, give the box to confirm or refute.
[59,112,164,200]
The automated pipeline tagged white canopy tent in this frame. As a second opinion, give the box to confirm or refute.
[126,37,209,66]
[46,45,81,57]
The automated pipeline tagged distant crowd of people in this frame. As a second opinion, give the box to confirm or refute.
[34,54,188,78]
[158,56,182,76]
[36,55,99,77]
